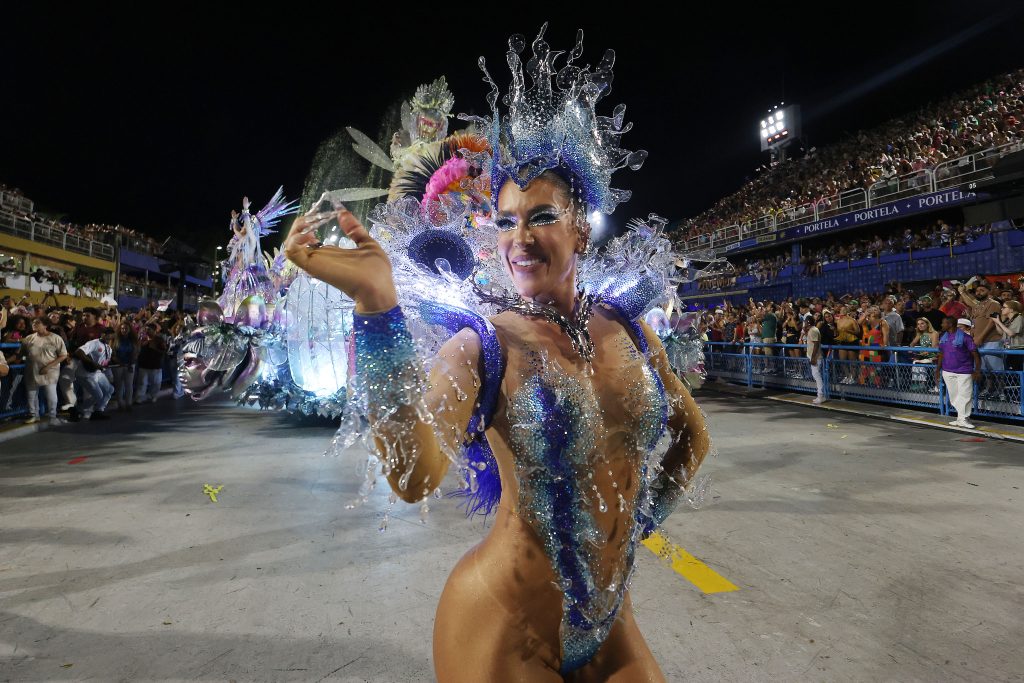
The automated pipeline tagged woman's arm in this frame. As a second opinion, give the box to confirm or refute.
[358,317,482,503]
[230,210,244,239]
[1008,315,1024,339]
[638,321,711,491]
[44,352,68,372]
[992,316,1013,336]
[285,211,483,503]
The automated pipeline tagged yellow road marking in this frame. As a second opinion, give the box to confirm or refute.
[642,532,739,594]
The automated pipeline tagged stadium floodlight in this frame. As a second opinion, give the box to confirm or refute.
[758,102,801,153]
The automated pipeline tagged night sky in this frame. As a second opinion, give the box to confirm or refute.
[3,4,1022,254]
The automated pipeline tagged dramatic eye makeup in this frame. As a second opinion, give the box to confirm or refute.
[495,215,517,232]
[495,205,566,232]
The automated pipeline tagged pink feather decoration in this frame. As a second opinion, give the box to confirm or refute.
[423,156,470,206]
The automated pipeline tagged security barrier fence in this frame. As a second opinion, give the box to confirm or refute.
[704,342,1024,422]
[0,342,28,420]
[5,339,1022,424]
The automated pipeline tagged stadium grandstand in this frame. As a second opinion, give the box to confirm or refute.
[673,68,1024,425]
[0,184,214,311]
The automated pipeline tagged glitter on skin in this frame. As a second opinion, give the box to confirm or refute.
[501,313,670,673]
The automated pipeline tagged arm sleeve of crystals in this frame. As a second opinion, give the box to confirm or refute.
[638,320,712,523]
[354,306,482,504]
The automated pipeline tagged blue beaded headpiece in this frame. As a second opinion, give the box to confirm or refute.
[461,23,647,216]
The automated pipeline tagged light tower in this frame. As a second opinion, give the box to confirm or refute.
[759,103,801,164]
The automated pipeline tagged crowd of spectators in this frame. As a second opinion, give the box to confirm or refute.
[0,184,165,254]
[0,184,30,207]
[800,221,991,276]
[1,295,185,424]
[697,249,793,290]
[698,221,998,291]
[674,69,1024,243]
[118,274,178,301]
[696,276,1024,400]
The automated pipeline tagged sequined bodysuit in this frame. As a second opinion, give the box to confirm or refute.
[353,302,684,676]
[490,307,668,673]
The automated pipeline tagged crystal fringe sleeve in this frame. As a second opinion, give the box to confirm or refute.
[352,306,425,412]
[351,304,447,503]
[647,471,686,530]
[644,468,712,536]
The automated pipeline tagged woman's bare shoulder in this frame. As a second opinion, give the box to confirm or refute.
[488,310,522,328]
[487,311,536,343]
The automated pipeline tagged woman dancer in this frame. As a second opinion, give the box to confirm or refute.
[217,190,298,320]
[286,26,710,681]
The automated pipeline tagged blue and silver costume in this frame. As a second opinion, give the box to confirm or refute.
[320,25,719,673]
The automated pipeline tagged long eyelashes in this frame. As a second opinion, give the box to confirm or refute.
[495,210,565,232]
[529,212,560,226]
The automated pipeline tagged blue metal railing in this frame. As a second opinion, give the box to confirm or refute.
[704,341,1024,422]
[0,342,28,420]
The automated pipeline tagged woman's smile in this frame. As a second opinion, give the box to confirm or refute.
[509,253,547,273]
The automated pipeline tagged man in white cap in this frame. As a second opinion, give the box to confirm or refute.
[935,316,982,429]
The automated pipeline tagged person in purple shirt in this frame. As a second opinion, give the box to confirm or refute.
[934,316,982,429]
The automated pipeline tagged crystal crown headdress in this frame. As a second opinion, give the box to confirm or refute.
[411,76,455,118]
[462,23,647,216]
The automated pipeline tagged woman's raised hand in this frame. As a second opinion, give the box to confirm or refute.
[284,210,398,314]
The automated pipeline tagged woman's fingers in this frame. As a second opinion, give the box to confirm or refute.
[285,216,319,247]
[299,246,373,294]
[283,220,318,268]
[283,209,392,302]
[337,210,374,247]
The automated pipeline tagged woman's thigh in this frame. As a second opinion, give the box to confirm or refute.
[434,602,562,683]
[433,558,562,682]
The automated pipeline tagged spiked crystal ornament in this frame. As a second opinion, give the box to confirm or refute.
[462,23,648,216]
[410,76,456,120]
